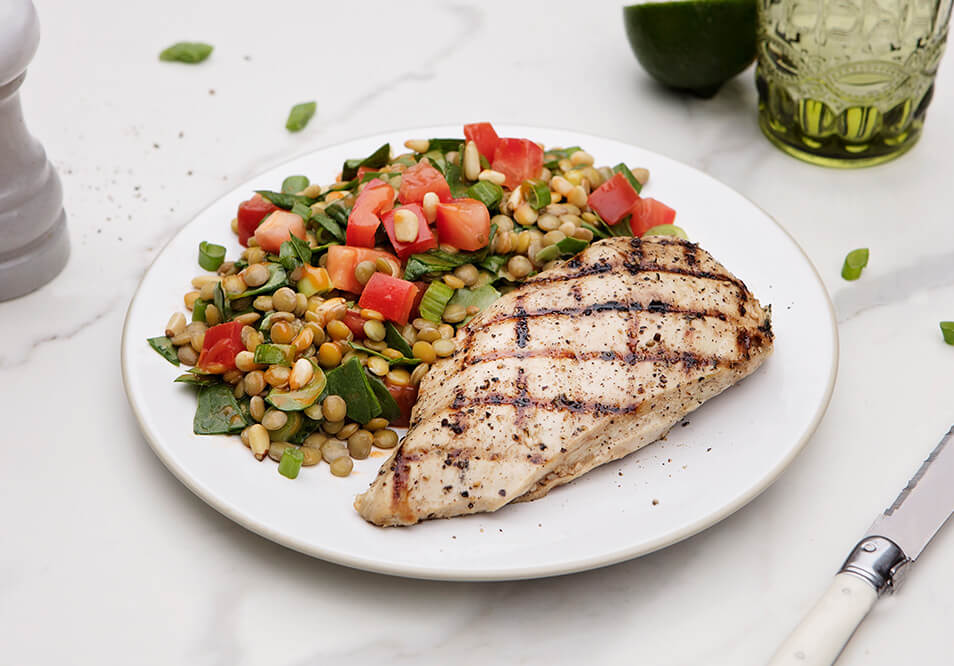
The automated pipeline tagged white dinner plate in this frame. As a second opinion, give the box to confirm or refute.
[121,125,837,581]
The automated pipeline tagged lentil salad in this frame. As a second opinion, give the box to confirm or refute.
[148,122,683,480]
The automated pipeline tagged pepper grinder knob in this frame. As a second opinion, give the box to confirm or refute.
[0,0,69,301]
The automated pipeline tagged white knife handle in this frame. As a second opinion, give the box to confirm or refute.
[767,573,877,666]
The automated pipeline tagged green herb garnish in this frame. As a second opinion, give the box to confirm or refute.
[198,241,226,271]
[419,281,455,323]
[466,180,504,210]
[841,248,869,281]
[341,143,390,181]
[193,384,248,435]
[278,447,304,479]
[612,163,643,194]
[159,42,213,64]
[525,180,552,210]
[282,175,310,194]
[325,358,382,424]
[286,102,317,132]
[147,336,179,366]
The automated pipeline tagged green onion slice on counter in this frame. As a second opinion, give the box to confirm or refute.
[940,322,954,345]
[841,248,869,281]
[198,241,226,271]
[158,42,213,64]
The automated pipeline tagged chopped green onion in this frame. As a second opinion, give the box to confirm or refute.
[612,163,643,194]
[841,248,869,281]
[192,299,208,323]
[254,343,293,366]
[341,143,390,180]
[641,224,688,239]
[466,180,503,210]
[286,102,317,132]
[198,241,226,271]
[419,281,455,322]
[159,42,213,64]
[525,180,551,210]
[941,322,954,345]
[282,175,310,194]
[278,447,304,479]
[147,336,179,366]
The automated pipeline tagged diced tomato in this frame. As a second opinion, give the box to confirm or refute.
[196,321,244,374]
[464,122,500,161]
[398,161,451,204]
[325,245,400,294]
[491,138,543,189]
[237,194,278,246]
[409,281,428,321]
[630,198,677,236]
[342,309,367,340]
[381,204,438,259]
[357,272,420,326]
[435,198,491,251]
[587,173,641,225]
[385,382,418,427]
[253,209,307,254]
[346,178,395,247]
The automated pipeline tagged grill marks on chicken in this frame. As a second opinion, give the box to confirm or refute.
[355,236,773,526]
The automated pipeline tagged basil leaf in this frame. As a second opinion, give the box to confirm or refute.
[193,385,248,435]
[159,42,213,64]
[427,138,465,153]
[384,322,414,358]
[147,336,180,366]
[366,374,402,423]
[310,212,345,243]
[282,175,310,194]
[612,163,643,194]
[349,343,420,367]
[230,263,287,299]
[174,373,218,386]
[341,143,390,181]
[286,101,317,132]
[324,358,382,424]
[256,190,316,210]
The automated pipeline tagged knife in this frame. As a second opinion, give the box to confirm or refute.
[768,426,954,666]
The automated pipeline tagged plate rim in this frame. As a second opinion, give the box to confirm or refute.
[121,124,839,581]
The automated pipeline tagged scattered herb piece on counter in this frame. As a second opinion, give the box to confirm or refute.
[285,102,317,132]
[841,248,869,281]
[159,42,214,64]
[147,336,179,366]
[193,384,248,435]
[940,322,954,345]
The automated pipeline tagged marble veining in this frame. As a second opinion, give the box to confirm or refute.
[3,1,954,664]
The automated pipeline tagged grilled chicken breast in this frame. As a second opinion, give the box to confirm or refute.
[355,236,773,526]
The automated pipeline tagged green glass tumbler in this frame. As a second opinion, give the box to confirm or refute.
[756,0,953,167]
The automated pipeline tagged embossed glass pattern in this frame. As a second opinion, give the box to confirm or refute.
[756,0,952,166]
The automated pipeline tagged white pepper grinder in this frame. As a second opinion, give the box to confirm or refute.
[0,0,68,301]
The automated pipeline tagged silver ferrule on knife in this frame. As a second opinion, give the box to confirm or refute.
[838,535,909,594]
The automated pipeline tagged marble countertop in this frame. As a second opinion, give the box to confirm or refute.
[4,1,954,663]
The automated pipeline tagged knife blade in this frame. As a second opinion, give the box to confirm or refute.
[768,426,954,666]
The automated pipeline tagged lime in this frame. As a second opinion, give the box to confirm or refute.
[623,0,757,98]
